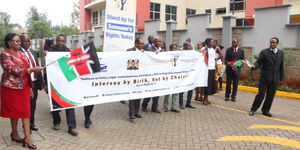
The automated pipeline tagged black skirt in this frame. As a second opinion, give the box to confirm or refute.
[205,70,217,95]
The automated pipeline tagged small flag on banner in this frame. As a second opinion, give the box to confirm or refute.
[57,42,100,81]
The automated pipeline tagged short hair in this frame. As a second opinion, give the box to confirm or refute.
[205,38,213,45]
[169,44,177,50]
[135,37,143,44]
[56,34,66,40]
[153,37,160,42]
[271,37,279,43]
[4,33,18,48]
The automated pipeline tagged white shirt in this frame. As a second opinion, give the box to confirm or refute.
[21,47,37,81]
[270,48,278,53]
[207,47,216,70]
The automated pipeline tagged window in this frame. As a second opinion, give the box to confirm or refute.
[236,18,249,26]
[186,8,196,16]
[150,2,160,20]
[230,0,245,11]
[216,8,226,14]
[92,11,98,25]
[165,5,177,21]
[99,9,105,25]
[205,9,211,23]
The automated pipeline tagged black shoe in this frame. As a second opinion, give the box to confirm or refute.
[135,114,142,118]
[170,109,180,113]
[249,110,255,116]
[120,101,126,104]
[68,129,79,136]
[129,115,135,120]
[185,105,196,109]
[225,97,229,101]
[30,124,38,131]
[262,112,272,117]
[84,119,92,129]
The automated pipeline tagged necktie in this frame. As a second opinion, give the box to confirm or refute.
[26,50,38,79]
[234,48,238,57]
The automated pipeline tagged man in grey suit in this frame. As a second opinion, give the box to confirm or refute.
[20,34,44,131]
[249,37,284,117]
[127,37,145,120]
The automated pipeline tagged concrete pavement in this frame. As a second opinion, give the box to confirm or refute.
[1,90,300,150]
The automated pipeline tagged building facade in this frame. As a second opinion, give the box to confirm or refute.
[80,0,299,32]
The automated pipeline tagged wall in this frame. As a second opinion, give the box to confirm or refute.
[245,0,283,19]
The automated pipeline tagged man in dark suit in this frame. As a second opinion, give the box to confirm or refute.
[47,35,79,136]
[224,39,245,102]
[249,37,284,117]
[20,35,44,131]
[142,37,161,113]
[127,37,145,120]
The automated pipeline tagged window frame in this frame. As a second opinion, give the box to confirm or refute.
[165,5,177,21]
[150,2,161,20]
[230,0,246,12]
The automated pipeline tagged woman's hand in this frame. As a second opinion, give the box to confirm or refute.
[28,66,45,74]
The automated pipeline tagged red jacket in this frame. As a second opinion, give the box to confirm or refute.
[0,50,32,89]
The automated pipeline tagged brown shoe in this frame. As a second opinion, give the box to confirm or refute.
[231,97,236,102]
[152,109,161,113]
[53,124,60,130]
[142,107,148,112]
[225,97,229,101]
[68,129,79,136]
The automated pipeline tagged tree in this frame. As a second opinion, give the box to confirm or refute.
[71,1,80,29]
[28,21,52,39]
[0,11,20,48]
[25,6,48,28]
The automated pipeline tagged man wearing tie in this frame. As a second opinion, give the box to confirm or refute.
[224,39,245,102]
[20,34,44,131]
[249,37,284,117]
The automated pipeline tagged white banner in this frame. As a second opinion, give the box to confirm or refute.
[103,0,136,52]
[46,51,208,111]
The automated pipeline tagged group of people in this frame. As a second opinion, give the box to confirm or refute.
[0,32,284,149]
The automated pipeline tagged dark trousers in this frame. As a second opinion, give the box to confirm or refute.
[251,82,278,113]
[52,108,76,129]
[142,97,159,111]
[84,105,94,122]
[129,99,141,116]
[225,72,239,98]
[218,77,223,89]
[30,87,38,125]
[179,90,193,106]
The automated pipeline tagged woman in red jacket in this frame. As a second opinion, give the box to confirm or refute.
[0,33,43,149]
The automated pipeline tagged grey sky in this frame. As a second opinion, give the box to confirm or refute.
[0,0,79,28]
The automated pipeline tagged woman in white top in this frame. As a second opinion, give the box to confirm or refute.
[203,38,217,105]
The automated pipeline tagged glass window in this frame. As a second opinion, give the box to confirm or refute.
[236,18,249,26]
[216,8,226,14]
[99,9,105,25]
[150,2,160,20]
[92,11,98,25]
[205,9,211,23]
[165,5,177,21]
[186,9,196,16]
[230,0,245,11]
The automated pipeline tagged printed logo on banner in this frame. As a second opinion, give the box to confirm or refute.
[114,0,127,10]
[98,58,108,72]
[170,56,179,67]
[127,59,139,70]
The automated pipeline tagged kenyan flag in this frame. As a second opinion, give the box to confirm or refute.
[228,60,253,68]
[195,48,208,65]
[57,42,100,81]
